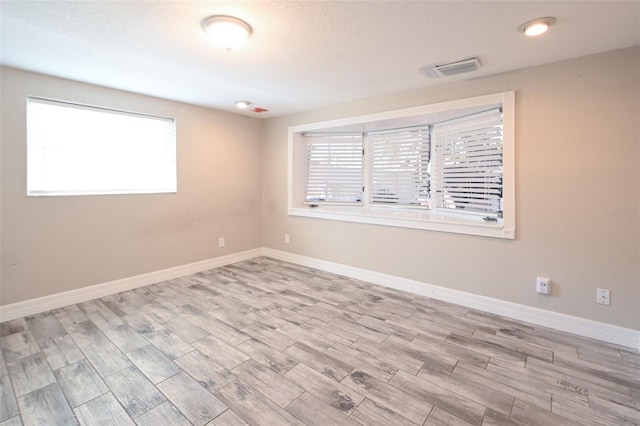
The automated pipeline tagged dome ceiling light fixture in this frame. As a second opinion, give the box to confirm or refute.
[202,15,252,50]
[517,16,557,37]
[236,100,251,109]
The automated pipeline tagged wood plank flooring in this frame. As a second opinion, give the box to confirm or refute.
[1,257,638,425]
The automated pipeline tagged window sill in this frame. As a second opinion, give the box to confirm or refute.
[289,206,515,239]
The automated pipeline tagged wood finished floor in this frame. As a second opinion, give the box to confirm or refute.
[1,257,639,426]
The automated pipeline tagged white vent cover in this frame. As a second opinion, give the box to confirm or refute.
[421,58,482,78]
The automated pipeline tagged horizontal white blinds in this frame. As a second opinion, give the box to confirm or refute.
[305,134,363,203]
[369,126,430,206]
[432,108,503,216]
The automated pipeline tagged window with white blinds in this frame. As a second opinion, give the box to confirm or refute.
[304,110,504,215]
[431,108,503,217]
[290,91,514,239]
[369,126,430,206]
[305,134,363,203]
[27,97,176,196]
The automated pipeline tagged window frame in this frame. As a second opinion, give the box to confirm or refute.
[26,97,177,197]
[288,92,515,239]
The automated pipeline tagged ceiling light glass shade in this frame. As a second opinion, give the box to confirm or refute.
[517,17,557,37]
[236,101,251,109]
[202,15,252,50]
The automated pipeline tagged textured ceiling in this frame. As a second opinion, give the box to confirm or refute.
[1,1,639,117]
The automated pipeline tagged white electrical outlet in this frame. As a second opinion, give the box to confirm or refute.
[536,277,551,295]
[596,288,610,305]
[218,237,225,248]
[284,234,290,244]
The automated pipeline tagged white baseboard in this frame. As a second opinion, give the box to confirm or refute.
[0,248,262,322]
[263,248,640,351]
[2,247,638,350]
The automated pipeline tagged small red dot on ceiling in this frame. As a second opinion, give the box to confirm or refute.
[252,107,269,113]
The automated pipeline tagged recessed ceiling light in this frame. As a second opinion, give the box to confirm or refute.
[202,15,252,50]
[236,100,251,109]
[517,17,557,37]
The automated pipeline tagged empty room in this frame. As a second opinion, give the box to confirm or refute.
[1,1,639,425]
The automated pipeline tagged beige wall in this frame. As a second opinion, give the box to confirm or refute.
[262,47,640,330]
[2,48,638,331]
[1,67,263,305]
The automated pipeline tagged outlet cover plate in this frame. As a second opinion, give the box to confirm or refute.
[536,277,551,295]
[596,288,610,305]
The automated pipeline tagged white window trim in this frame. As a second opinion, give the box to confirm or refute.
[288,92,516,239]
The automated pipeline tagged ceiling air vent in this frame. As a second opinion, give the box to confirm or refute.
[421,58,482,78]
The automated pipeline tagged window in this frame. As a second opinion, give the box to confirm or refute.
[305,134,363,203]
[431,108,503,218]
[27,97,176,196]
[369,126,430,207]
[289,92,515,239]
